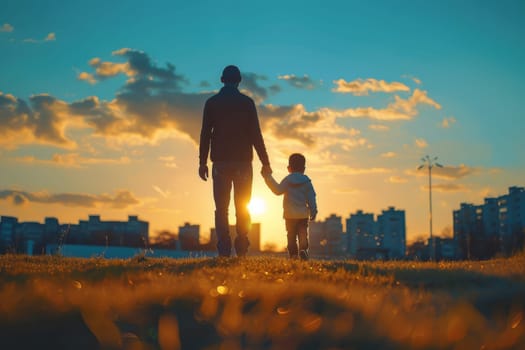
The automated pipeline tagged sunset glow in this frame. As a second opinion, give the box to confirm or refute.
[1,1,524,249]
[248,197,267,216]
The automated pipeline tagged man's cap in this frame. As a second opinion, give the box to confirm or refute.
[221,65,242,83]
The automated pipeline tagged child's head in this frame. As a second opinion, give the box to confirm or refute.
[288,153,306,173]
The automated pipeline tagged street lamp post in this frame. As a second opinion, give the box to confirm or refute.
[418,155,443,261]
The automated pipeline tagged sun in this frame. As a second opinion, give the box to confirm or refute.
[247,196,267,216]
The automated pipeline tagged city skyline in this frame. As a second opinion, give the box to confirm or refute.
[1,185,523,259]
[1,1,524,249]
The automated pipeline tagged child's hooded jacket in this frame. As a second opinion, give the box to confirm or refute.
[264,172,317,219]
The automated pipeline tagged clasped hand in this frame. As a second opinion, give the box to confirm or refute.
[260,164,272,177]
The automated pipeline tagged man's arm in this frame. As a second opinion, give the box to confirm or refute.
[198,101,212,180]
[249,100,270,167]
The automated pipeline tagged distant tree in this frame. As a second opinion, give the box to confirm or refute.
[441,226,453,238]
[151,230,178,250]
[179,235,199,251]
[262,242,278,252]
[199,238,216,252]
[406,237,429,261]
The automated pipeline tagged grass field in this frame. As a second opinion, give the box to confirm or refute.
[1,254,524,350]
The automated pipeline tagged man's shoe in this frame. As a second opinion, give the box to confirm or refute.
[299,250,309,261]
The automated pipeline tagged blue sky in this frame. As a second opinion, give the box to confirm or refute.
[1,0,524,247]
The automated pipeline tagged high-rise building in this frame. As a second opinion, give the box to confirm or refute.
[308,220,326,255]
[453,186,525,258]
[0,216,18,253]
[498,186,525,254]
[44,217,60,243]
[17,221,45,254]
[178,223,200,251]
[126,215,149,246]
[482,198,500,237]
[0,215,149,254]
[453,203,480,259]
[307,214,344,257]
[377,207,406,259]
[74,215,149,247]
[346,207,406,260]
[325,214,344,256]
[346,210,375,256]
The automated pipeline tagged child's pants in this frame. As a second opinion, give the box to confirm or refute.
[285,218,309,258]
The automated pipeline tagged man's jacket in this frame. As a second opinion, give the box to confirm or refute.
[199,86,270,166]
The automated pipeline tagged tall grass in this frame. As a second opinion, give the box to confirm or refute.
[0,255,524,349]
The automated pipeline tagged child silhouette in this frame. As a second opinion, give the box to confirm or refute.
[262,153,317,260]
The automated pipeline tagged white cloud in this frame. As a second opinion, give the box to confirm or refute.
[260,103,369,151]
[22,32,57,44]
[78,72,97,84]
[387,175,408,183]
[432,164,479,180]
[401,74,421,85]
[369,124,390,131]
[0,23,14,32]
[14,153,131,168]
[0,189,140,208]
[278,74,316,89]
[0,92,76,148]
[1,48,442,165]
[421,183,470,193]
[315,164,391,175]
[158,156,177,168]
[152,185,170,198]
[320,89,441,121]
[415,138,428,148]
[408,164,479,180]
[441,116,457,128]
[45,32,56,41]
[381,152,397,158]
[332,78,410,96]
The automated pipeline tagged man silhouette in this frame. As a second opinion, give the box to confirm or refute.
[199,65,272,257]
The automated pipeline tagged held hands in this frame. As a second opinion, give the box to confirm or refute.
[199,164,209,181]
[260,164,272,178]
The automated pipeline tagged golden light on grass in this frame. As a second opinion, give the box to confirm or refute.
[217,285,229,295]
[0,255,525,349]
[197,295,219,321]
[511,311,523,329]
[158,313,181,350]
[81,306,122,348]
